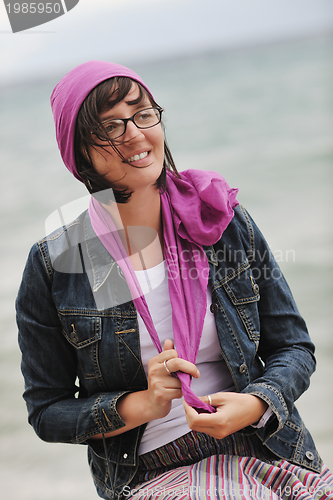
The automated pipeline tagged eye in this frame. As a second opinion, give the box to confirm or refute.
[103,119,122,133]
[136,109,155,123]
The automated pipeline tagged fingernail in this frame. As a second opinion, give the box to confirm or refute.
[196,369,200,378]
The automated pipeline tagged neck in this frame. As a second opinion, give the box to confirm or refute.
[103,187,164,270]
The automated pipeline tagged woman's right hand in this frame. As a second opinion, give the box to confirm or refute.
[145,339,200,420]
[91,339,200,439]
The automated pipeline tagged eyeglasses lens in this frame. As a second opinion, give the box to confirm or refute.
[102,108,161,140]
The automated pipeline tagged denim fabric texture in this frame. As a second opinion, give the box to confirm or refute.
[16,204,320,499]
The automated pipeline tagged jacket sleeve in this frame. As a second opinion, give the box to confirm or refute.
[16,243,128,444]
[236,205,316,438]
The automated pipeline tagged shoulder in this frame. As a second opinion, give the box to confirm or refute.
[39,209,88,248]
[217,204,269,262]
[223,204,255,244]
[26,210,90,280]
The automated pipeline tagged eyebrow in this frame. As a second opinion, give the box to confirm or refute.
[100,101,151,122]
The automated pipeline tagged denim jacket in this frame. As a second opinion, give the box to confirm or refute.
[17,204,321,499]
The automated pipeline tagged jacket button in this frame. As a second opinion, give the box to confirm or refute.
[123,453,128,459]
[70,332,78,342]
[210,303,218,314]
[305,451,315,461]
[252,283,260,294]
[239,363,248,374]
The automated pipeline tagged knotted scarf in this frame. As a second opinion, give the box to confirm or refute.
[51,60,239,413]
[89,170,238,412]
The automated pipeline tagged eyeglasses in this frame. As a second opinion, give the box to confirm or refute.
[94,107,163,141]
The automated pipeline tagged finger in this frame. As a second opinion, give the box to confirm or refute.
[183,400,221,425]
[163,339,174,351]
[199,392,229,406]
[165,357,200,379]
[183,401,217,431]
[163,359,173,377]
[164,376,182,391]
[202,394,214,407]
[199,395,214,407]
[155,349,178,364]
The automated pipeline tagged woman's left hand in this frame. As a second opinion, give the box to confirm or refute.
[183,392,268,440]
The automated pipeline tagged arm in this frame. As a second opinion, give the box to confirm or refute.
[239,205,315,430]
[17,247,198,443]
[17,244,127,443]
[184,392,268,439]
[184,206,315,438]
[92,339,200,439]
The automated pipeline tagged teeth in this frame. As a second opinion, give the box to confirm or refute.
[128,151,148,162]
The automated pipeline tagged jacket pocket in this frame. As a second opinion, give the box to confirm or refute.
[58,311,103,382]
[58,311,102,348]
[223,264,261,344]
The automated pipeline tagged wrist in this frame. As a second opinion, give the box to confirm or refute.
[251,405,273,429]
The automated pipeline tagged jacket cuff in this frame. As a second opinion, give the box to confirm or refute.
[76,391,129,443]
[93,391,129,435]
[241,382,289,439]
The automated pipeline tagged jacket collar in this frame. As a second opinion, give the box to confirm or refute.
[83,211,118,292]
[204,245,218,266]
[83,210,218,292]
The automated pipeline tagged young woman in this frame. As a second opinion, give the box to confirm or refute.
[16,61,333,500]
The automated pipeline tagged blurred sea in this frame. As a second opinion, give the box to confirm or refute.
[0,35,332,499]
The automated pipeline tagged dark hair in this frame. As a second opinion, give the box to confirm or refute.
[74,76,179,203]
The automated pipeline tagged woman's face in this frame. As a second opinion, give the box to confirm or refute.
[88,83,165,198]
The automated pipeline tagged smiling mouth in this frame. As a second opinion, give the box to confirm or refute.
[127,151,149,163]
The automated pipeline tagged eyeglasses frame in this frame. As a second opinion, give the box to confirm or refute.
[94,106,164,141]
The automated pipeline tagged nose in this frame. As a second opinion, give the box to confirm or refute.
[122,120,145,142]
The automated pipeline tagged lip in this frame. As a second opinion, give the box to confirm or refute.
[125,149,152,166]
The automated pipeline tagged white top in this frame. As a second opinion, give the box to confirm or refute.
[135,261,235,455]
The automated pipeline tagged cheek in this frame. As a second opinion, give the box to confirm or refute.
[88,146,119,175]
[152,127,165,155]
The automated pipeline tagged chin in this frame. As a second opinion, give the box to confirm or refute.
[130,169,163,193]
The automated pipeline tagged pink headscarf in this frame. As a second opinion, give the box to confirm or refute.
[51,61,239,413]
[51,60,153,181]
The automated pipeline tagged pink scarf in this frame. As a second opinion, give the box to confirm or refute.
[89,169,238,412]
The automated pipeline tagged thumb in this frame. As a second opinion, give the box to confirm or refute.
[163,339,174,351]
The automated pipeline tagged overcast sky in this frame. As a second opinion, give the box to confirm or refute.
[0,0,333,86]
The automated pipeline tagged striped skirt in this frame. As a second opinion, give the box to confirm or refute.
[127,432,333,499]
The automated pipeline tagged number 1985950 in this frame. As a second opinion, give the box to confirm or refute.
[6,3,62,14]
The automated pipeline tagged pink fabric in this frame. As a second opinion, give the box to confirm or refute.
[89,170,238,412]
[50,60,153,181]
